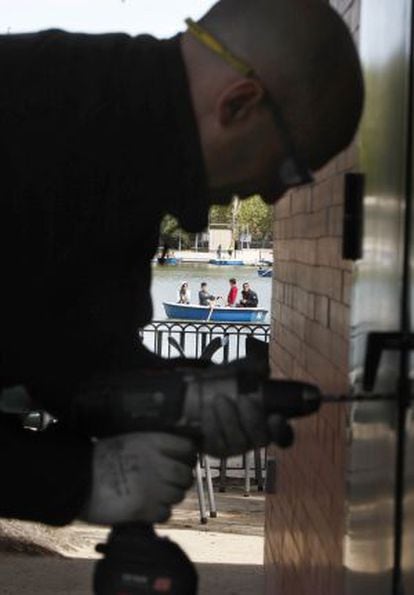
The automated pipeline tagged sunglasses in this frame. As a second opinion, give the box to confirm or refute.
[185,18,314,191]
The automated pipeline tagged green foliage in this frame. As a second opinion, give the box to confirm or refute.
[159,214,192,248]
[159,195,272,248]
[209,204,232,224]
[237,195,272,240]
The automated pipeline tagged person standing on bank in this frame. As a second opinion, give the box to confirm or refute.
[227,278,239,306]
[0,0,363,529]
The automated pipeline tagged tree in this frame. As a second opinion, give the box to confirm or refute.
[159,214,192,249]
[208,204,232,225]
[237,195,272,242]
[159,195,272,249]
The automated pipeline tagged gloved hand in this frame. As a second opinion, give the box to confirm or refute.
[183,371,293,458]
[80,433,196,525]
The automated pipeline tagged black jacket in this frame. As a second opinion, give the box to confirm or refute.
[0,30,208,525]
[241,290,259,308]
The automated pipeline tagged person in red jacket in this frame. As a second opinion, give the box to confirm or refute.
[227,278,238,306]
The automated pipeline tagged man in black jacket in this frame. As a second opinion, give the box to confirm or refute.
[240,283,259,308]
[0,0,363,527]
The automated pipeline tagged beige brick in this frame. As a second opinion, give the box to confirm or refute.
[330,334,349,371]
[314,266,343,301]
[291,186,312,215]
[342,270,353,305]
[317,237,343,268]
[314,294,329,327]
[291,213,309,237]
[305,209,329,238]
[292,285,314,317]
[277,323,304,360]
[273,216,293,240]
[274,194,291,219]
[271,341,294,377]
[280,303,306,340]
[293,239,317,265]
[332,173,345,206]
[312,178,333,212]
[328,205,344,237]
[329,300,350,337]
[305,320,334,361]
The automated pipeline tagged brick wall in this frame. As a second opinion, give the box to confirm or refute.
[264,2,361,594]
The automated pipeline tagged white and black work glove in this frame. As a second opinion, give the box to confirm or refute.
[80,433,196,525]
[182,371,294,458]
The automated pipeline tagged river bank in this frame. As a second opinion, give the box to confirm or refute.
[157,248,273,266]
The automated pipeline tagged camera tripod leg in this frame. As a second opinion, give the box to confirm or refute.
[244,451,253,497]
[254,448,264,491]
[195,457,208,524]
[203,455,217,518]
[219,458,227,492]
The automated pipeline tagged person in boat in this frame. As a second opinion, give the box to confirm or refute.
[239,282,259,308]
[178,281,191,304]
[0,1,363,530]
[198,282,216,306]
[227,278,239,306]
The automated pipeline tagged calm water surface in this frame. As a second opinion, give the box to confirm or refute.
[150,263,272,320]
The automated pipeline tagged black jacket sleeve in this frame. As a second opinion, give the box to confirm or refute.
[0,415,92,526]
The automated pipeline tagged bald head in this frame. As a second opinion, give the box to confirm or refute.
[196,0,364,170]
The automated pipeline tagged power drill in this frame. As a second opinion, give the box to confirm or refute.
[67,363,324,595]
[0,364,326,595]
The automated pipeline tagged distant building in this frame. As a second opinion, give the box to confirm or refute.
[208,223,233,253]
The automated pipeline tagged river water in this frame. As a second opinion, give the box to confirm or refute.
[150,263,272,320]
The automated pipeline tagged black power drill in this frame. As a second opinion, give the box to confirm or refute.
[0,363,325,595]
[69,363,323,595]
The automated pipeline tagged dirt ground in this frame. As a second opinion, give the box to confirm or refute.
[0,477,266,595]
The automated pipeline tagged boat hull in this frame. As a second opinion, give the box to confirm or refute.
[163,301,268,322]
[258,268,272,278]
[208,259,244,266]
[157,257,181,265]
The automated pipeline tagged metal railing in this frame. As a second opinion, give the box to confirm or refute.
[140,320,270,363]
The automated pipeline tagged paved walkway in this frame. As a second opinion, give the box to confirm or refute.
[0,479,266,594]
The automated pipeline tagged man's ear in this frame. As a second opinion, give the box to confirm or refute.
[217,79,264,126]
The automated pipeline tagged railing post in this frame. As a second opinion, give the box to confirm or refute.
[201,331,208,354]
[180,329,185,352]
[223,332,230,363]
[156,330,163,357]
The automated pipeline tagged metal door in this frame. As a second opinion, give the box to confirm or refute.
[346,1,412,593]
[402,4,414,589]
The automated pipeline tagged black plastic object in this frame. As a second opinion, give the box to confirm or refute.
[263,379,322,418]
[342,172,365,260]
[363,331,414,391]
[94,524,198,595]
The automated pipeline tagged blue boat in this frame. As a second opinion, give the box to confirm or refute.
[157,256,181,265]
[258,267,272,278]
[163,301,268,322]
[209,258,244,266]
